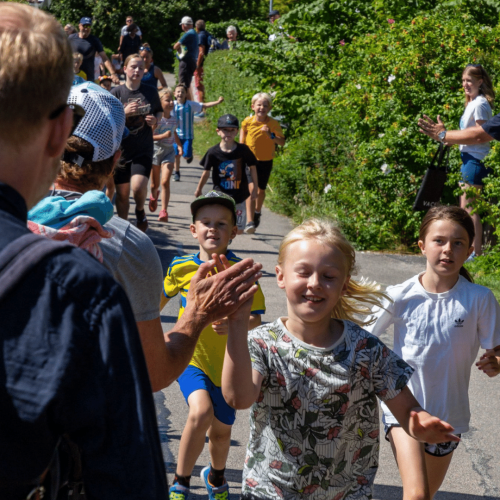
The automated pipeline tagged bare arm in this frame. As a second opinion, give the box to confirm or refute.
[118,35,124,51]
[194,169,211,197]
[202,96,224,110]
[197,45,205,70]
[153,130,171,141]
[99,51,120,84]
[385,386,460,444]
[155,66,167,89]
[240,127,247,145]
[173,41,181,51]
[418,114,494,145]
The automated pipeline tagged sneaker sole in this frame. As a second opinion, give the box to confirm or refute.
[244,227,256,234]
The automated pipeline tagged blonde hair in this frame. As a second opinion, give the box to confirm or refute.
[251,92,273,106]
[0,3,73,146]
[278,219,390,327]
[73,52,83,63]
[159,88,174,100]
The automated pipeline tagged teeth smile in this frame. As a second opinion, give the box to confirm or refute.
[305,297,322,302]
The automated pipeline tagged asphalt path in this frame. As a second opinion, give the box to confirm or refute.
[135,80,499,497]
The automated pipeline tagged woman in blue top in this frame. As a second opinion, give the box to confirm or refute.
[140,44,167,90]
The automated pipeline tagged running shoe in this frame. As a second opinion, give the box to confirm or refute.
[135,208,148,233]
[149,194,158,212]
[244,222,256,234]
[200,466,230,500]
[173,171,181,182]
[195,111,206,118]
[158,209,168,222]
[186,157,193,164]
[169,483,190,500]
[254,212,261,229]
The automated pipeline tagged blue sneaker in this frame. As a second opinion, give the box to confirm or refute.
[200,466,230,500]
[169,483,190,500]
[195,111,206,118]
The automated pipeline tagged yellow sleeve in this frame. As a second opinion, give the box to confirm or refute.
[251,282,266,315]
[163,264,180,299]
[241,116,250,132]
[270,118,284,137]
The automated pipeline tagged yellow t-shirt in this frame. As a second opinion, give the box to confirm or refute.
[241,115,284,161]
[163,251,266,386]
[76,70,87,80]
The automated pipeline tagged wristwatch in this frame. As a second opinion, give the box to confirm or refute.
[438,129,447,143]
[270,132,276,139]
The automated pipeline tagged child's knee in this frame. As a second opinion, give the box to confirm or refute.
[404,490,430,500]
[187,403,214,429]
[208,426,231,444]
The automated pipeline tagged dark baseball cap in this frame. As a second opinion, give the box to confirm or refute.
[191,190,237,224]
[79,17,92,25]
[217,114,239,129]
[269,9,280,16]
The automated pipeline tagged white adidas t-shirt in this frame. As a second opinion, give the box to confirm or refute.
[459,95,492,159]
[367,273,500,433]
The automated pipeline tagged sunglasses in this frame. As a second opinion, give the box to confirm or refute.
[126,19,133,23]
[49,103,86,136]
[139,46,151,52]
[82,24,91,29]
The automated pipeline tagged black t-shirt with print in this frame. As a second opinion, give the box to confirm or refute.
[111,83,162,159]
[200,143,257,203]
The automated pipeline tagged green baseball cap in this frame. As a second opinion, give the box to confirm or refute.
[191,190,237,224]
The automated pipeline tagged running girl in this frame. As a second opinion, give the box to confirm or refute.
[222,219,459,500]
[150,88,182,222]
[367,205,500,499]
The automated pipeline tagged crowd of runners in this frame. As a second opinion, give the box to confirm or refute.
[2,4,500,500]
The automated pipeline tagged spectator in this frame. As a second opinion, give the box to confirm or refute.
[72,52,86,83]
[140,43,168,90]
[69,16,119,84]
[174,16,198,101]
[64,23,76,35]
[98,74,113,91]
[119,15,142,50]
[268,9,281,41]
[194,19,209,107]
[0,7,263,497]
[119,22,142,62]
[221,25,237,50]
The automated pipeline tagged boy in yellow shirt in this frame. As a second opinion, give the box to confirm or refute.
[240,92,285,234]
[162,191,265,500]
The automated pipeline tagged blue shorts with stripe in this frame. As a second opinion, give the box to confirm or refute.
[177,365,236,425]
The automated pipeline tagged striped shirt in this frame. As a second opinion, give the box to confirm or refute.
[174,99,203,140]
[163,251,266,386]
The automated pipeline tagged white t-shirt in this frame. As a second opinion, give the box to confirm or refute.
[121,25,142,37]
[459,95,492,159]
[367,273,500,434]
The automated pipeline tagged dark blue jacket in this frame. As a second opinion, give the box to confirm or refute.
[0,183,168,499]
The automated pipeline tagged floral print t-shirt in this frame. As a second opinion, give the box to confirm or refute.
[242,318,414,500]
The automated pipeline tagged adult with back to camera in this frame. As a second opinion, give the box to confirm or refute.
[174,16,198,101]
[111,53,163,232]
[0,7,264,495]
[140,43,168,90]
[194,19,209,108]
[69,16,119,85]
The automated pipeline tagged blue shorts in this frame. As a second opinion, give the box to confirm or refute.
[174,138,193,159]
[460,152,491,186]
[177,365,236,425]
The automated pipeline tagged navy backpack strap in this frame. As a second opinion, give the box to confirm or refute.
[0,233,73,302]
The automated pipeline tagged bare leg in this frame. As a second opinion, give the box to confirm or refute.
[105,176,115,201]
[115,182,131,220]
[131,174,149,212]
[459,183,483,255]
[160,162,174,212]
[255,188,266,213]
[176,390,214,477]
[207,417,232,471]
[425,452,454,499]
[388,426,430,500]
[151,164,160,201]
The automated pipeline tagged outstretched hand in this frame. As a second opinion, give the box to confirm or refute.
[187,254,262,328]
[409,410,460,444]
[418,114,446,141]
[476,349,500,377]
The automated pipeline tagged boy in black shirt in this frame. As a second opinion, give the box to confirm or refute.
[195,114,258,234]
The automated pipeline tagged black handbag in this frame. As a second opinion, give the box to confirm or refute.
[413,143,450,211]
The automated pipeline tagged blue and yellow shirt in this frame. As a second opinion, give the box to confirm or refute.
[163,251,266,386]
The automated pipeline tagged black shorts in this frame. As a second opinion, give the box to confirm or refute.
[179,58,197,88]
[385,424,461,457]
[255,160,273,190]
[114,154,153,185]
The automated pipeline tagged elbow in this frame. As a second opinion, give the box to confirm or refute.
[223,391,255,410]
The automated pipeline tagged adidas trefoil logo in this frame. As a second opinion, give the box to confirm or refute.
[454,318,464,327]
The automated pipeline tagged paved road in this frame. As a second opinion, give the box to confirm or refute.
[140,78,500,498]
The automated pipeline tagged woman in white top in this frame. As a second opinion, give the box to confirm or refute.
[459,64,495,256]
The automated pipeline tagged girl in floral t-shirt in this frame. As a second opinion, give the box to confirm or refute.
[222,219,460,500]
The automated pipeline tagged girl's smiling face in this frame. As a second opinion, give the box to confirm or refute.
[161,93,174,114]
[419,219,473,278]
[462,71,482,99]
[276,238,350,326]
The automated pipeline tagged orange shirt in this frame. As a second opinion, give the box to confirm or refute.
[241,115,283,161]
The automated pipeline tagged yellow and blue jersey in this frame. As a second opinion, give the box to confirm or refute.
[163,251,266,386]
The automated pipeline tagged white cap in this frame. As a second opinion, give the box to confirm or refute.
[67,82,126,162]
[180,16,193,25]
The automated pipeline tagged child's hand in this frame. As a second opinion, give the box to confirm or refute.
[194,188,202,197]
[165,130,172,138]
[228,295,254,324]
[476,349,500,377]
[251,186,258,200]
[409,410,460,444]
[218,96,224,103]
[212,317,229,335]
[124,102,139,115]
[145,114,157,127]
[260,125,271,134]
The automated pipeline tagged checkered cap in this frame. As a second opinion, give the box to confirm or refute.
[68,82,126,162]
[191,190,237,224]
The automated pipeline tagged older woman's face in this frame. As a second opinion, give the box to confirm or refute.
[227,30,237,41]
